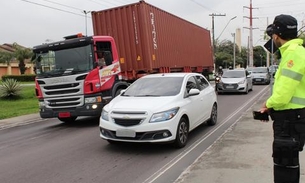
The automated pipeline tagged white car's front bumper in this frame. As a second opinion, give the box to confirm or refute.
[99,117,179,143]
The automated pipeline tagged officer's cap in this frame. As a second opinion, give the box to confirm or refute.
[266,14,298,39]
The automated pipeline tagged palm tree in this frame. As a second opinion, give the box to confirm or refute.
[12,43,33,75]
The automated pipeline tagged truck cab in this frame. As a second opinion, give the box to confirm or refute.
[33,34,128,123]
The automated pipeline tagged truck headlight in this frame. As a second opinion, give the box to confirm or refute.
[101,109,109,121]
[85,96,102,103]
[150,107,179,123]
[39,101,46,107]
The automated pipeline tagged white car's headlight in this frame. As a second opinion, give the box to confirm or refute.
[150,107,179,123]
[101,109,109,121]
[238,79,246,84]
[85,96,102,103]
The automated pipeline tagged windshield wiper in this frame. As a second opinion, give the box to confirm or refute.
[135,95,161,97]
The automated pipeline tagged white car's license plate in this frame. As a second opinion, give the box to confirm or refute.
[116,129,136,137]
[255,79,262,81]
[226,85,234,89]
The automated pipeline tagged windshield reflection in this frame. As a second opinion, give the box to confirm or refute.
[123,77,184,97]
[34,45,94,78]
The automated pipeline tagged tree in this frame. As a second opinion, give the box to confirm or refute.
[253,46,267,67]
[0,51,14,65]
[12,43,33,75]
[215,40,247,69]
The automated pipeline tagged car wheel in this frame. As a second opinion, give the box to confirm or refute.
[207,103,217,126]
[173,117,189,148]
[244,85,249,94]
[58,117,77,123]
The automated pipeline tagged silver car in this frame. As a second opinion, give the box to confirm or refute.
[217,69,253,94]
[249,67,271,85]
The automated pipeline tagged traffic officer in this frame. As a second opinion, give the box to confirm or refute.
[260,14,305,183]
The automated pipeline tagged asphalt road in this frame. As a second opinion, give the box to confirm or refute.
[0,84,270,183]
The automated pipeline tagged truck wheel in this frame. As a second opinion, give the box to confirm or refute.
[58,117,77,123]
[115,89,123,97]
[173,117,189,148]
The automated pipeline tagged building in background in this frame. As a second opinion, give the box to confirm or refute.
[0,43,34,79]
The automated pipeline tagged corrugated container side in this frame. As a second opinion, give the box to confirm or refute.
[92,1,214,74]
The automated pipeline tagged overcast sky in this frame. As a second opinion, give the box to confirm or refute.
[1,0,304,48]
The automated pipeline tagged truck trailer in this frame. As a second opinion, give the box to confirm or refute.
[33,1,214,123]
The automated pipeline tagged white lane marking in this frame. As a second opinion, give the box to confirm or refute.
[143,86,270,183]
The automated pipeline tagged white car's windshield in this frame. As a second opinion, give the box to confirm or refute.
[123,77,184,97]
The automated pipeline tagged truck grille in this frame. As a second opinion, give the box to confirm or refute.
[42,82,82,97]
[40,80,84,109]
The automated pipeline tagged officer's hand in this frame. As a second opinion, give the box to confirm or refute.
[259,102,269,122]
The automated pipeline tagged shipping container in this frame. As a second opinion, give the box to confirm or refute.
[91,0,214,74]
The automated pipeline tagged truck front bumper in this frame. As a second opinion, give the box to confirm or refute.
[39,102,104,118]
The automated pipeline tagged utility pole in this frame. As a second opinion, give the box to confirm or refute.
[209,13,226,52]
[243,0,258,67]
[209,13,226,71]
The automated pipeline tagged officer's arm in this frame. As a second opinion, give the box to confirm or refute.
[266,52,304,109]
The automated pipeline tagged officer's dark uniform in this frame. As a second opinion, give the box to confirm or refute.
[264,15,305,183]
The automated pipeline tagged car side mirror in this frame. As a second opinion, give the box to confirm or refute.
[188,88,200,96]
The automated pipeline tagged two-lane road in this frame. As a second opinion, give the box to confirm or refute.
[0,85,270,183]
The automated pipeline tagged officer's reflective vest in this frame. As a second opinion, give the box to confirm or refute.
[266,39,305,111]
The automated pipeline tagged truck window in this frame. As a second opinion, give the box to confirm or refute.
[96,41,113,66]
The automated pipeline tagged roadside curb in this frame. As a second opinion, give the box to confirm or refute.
[0,113,43,130]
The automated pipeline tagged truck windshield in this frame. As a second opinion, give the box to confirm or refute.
[34,45,94,78]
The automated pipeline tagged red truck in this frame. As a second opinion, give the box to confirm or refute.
[33,1,214,123]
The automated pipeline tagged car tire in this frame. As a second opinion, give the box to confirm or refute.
[244,85,249,94]
[58,116,77,123]
[207,103,217,126]
[173,117,189,148]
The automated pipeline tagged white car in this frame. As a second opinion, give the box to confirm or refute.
[99,73,217,148]
[217,69,253,94]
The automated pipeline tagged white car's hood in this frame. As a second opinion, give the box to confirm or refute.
[106,96,178,112]
[221,77,245,84]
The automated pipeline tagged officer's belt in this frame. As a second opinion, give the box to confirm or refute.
[270,108,305,121]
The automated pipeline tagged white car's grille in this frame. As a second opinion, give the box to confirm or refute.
[111,111,147,127]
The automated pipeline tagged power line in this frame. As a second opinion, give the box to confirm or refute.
[189,0,218,12]
[39,0,83,11]
[19,0,85,17]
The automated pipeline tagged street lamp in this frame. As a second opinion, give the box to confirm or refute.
[83,10,91,36]
[216,16,237,42]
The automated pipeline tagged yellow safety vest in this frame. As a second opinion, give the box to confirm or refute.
[266,39,305,111]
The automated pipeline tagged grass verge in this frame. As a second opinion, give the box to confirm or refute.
[0,85,39,120]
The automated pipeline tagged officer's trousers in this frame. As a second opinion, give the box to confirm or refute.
[271,109,305,183]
